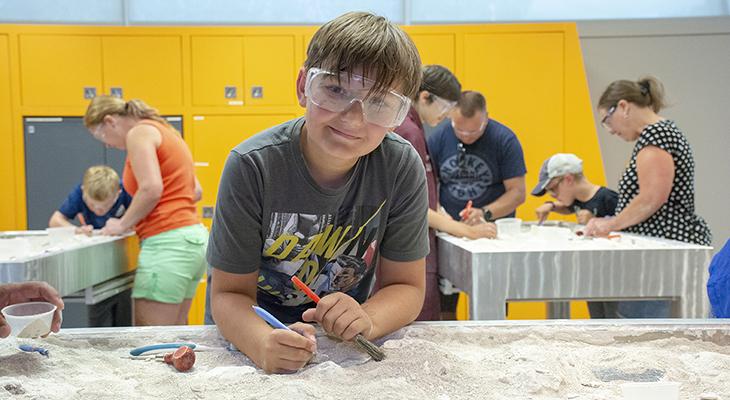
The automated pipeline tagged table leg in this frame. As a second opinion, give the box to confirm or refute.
[547,301,571,319]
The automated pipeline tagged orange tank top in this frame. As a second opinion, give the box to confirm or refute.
[123,119,199,240]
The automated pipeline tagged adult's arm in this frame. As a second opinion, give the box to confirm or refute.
[584,146,674,236]
[428,208,496,239]
[610,146,674,230]
[104,125,163,234]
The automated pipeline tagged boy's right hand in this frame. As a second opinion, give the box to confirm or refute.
[75,225,94,236]
[535,203,555,223]
[259,322,317,374]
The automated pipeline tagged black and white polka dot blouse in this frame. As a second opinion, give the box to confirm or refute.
[616,120,712,246]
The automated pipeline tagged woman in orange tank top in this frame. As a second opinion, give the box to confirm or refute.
[84,96,208,326]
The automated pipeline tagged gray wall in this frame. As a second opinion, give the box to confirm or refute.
[578,17,730,251]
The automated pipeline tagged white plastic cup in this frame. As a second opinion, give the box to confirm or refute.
[495,218,522,238]
[621,382,680,400]
[46,226,76,242]
[1,301,57,338]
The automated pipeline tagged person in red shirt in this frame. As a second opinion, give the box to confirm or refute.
[394,65,496,321]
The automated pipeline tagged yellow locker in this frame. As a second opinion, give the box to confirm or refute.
[191,114,296,229]
[0,35,15,229]
[191,36,244,107]
[409,34,456,72]
[463,32,564,220]
[19,35,103,107]
[187,113,295,323]
[102,36,183,106]
[187,275,207,325]
[243,36,297,106]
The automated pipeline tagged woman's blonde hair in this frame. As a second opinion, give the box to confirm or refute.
[83,96,169,128]
[598,76,667,113]
[82,165,120,202]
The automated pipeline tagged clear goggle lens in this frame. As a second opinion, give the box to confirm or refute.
[304,67,411,128]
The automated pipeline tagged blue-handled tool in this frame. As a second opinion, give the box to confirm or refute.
[129,343,198,357]
[19,344,49,357]
[252,305,291,330]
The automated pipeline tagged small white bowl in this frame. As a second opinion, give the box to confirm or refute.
[621,381,680,400]
[1,301,57,338]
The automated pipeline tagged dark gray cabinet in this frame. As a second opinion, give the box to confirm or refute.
[24,116,183,229]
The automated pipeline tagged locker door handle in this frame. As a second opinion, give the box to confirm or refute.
[194,162,209,167]
[84,87,97,99]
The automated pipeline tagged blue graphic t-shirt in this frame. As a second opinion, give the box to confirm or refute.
[58,183,132,229]
[207,118,430,323]
[427,118,526,220]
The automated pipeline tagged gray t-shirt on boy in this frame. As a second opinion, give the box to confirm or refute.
[207,117,429,323]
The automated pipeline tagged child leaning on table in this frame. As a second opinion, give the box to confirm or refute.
[206,11,429,373]
[48,165,132,234]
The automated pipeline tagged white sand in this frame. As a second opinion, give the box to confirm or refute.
[1,323,729,399]
[442,225,707,253]
[0,233,121,262]
[16,319,51,338]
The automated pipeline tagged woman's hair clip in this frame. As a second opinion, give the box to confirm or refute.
[638,81,650,96]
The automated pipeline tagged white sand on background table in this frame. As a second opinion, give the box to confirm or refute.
[1,324,729,399]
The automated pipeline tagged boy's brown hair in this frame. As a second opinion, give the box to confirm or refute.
[304,11,422,99]
[82,165,120,202]
[456,91,487,118]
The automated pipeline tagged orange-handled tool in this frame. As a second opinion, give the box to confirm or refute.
[459,200,473,221]
[291,275,321,303]
[290,275,385,361]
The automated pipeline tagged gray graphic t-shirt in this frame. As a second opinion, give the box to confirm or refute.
[207,117,429,323]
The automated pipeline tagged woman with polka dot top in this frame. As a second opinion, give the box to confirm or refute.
[584,76,712,318]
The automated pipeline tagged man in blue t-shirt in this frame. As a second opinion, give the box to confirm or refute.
[427,90,527,223]
[48,165,132,234]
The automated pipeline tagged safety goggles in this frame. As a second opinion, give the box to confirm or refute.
[431,94,457,116]
[451,118,486,137]
[304,67,411,128]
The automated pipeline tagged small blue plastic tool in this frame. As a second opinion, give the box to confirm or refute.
[252,305,291,330]
[129,343,198,356]
[19,344,49,357]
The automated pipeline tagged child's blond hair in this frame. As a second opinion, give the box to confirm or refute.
[82,165,120,202]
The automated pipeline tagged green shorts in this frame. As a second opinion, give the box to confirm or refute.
[132,224,208,303]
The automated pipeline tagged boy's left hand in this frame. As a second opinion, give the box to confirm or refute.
[101,218,129,236]
[301,292,373,341]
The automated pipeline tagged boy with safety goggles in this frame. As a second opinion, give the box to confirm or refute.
[206,12,428,373]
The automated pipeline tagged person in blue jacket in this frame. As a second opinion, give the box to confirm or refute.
[708,240,730,318]
[48,165,132,234]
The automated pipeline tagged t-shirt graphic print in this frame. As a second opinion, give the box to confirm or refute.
[259,202,384,309]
